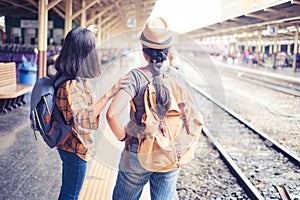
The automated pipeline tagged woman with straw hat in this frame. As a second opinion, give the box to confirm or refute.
[106,17,180,200]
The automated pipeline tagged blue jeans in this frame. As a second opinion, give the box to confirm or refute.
[113,143,180,200]
[58,149,87,200]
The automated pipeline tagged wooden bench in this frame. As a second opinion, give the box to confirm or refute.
[0,62,33,114]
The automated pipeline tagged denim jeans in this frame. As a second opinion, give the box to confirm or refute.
[113,143,180,200]
[58,149,87,200]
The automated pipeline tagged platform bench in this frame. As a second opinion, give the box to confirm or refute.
[0,62,33,114]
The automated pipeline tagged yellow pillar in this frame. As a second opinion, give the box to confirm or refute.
[273,35,278,68]
[257,31,262,53]
[64,0,72,37]
[274,36,278,53]
[287,43,291,55]
[97,17,102,45]
[37,0,48,78]
[81,0,86,27]
[293,25,299,72]
[245,39,249,52]
[269,45,273,54]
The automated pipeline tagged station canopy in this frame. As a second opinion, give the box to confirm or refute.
[186,0,300,43]
[0,0,299,42]
[0,0,157,36]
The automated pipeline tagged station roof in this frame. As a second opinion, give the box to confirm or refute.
[186,0,300,42]
[0,0,299,43]
[0,0,157,36]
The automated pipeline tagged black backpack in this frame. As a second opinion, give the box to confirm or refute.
[30,75,75,148]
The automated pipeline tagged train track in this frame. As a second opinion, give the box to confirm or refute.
[217,63,300,97]
[177,82,300,199]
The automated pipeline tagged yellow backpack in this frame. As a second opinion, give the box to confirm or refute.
[129,67,203,172]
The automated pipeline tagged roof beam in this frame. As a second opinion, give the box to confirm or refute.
[101,12,118,25]
[291,0,300,5]
[3,0,37,14]
[222,21,240,27]
[189,16,300,39]
[102,17,121,32]
[116,1,125,16]
[86,1,120,25]
[230,17,252,24]
[264,8,299,17]
[108,21,124,37]
[115,1,127,24]
[71,0,98,20]
[120,0,156,7]
[104,16,120,27]
[47,0,62,10]
[53,7,65,19]
[27,0,65,19]
[245,13,271,21]
[26,0,37,7]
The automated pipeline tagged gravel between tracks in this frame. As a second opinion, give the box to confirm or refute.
[176,66,300,199]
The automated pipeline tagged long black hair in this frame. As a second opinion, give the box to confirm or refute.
[143,45,171,118]
[55,27,100,78]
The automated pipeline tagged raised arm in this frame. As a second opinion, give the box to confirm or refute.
[94,76,129,116]
[106,89,132,141]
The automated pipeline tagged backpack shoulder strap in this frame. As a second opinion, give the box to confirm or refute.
[137,67,157,111]
[128,67,155,115]
[52,75,75,125]
[136,67,153,83]
[54,75,75,89]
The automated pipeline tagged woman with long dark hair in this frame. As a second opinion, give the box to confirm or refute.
[55,27,127,200]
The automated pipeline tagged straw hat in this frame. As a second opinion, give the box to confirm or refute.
[137,17,174,49]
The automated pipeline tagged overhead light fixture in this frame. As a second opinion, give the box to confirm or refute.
[286,26,296,32]
[277,29,287,34]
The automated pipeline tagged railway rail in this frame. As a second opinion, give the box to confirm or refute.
[217,62,300,97]
[178,81,300,199]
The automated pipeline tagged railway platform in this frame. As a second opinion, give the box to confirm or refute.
[0,92,155,200]
[213,58,300,82]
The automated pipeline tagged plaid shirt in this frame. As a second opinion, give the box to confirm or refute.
[56,78,99,161]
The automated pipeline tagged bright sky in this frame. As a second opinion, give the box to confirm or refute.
[0,16,4,28]
[150,0,222,34]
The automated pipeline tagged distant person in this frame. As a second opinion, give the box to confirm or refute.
[0,28,3,45]
[252,51,258,67]
[54,27,128,200]
[244,49,250,64]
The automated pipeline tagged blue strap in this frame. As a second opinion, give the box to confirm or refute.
[54,75,75,89]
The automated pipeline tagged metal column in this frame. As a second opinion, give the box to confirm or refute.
[293,25,299,72]
[64,0,73,37]
[81,0,86,27]
[37,0,48,78]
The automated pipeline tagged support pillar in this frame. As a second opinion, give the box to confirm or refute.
[245,39,249,52]
[273,36,278,68]
[97,17,102,45]
[292,25,299,72]
[37,0,48,78]
[64,0,73,37]
[274,36,278,53]
[257,31,262,53]
[81,0,86,27]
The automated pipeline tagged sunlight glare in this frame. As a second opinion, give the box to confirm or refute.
[150,0,222,33]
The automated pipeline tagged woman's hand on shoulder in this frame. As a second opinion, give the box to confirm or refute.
[168,49,181,67]
[106,75,130,99]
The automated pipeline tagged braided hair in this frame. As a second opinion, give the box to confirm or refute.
[142,45,171,118]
